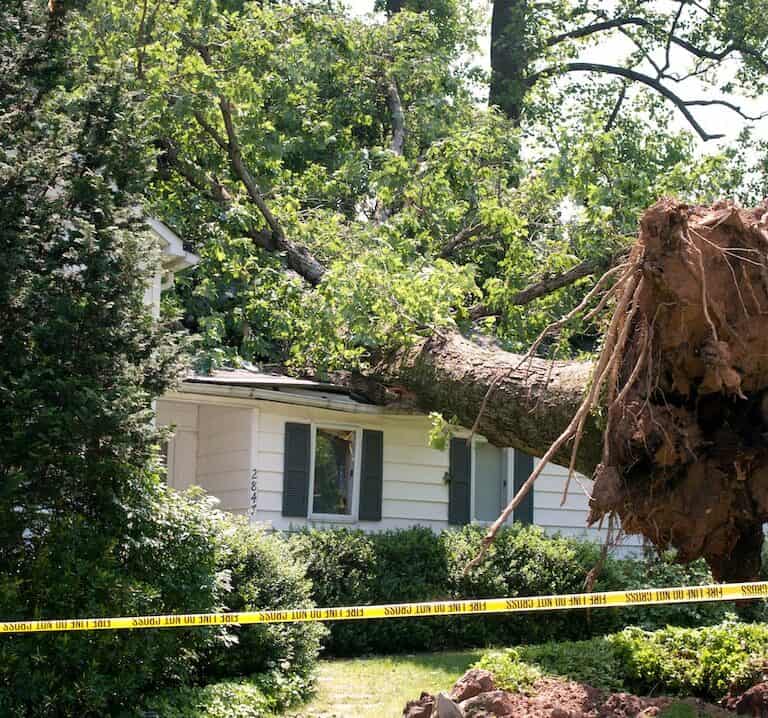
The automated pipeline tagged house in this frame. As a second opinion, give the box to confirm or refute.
[156,372,643,553]
[148,219,640,553]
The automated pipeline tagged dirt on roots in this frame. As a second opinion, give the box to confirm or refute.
[584,199,768,581]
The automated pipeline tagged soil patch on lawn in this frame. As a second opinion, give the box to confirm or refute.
[487,677,728,717]
[405,669,733,717]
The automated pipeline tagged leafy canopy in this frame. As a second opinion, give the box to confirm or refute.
[74,0,766,371]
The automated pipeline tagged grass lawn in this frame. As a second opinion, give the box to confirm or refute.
[282,651,483,718]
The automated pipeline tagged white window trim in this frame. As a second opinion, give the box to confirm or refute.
[307,422,363,523]
[470,437,514,526]
[161,429,177,488]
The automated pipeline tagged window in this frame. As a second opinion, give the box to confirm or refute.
[474,442,507,522]
[282,422,383,522]
[311,427,357,517]
[449,438,533,526]
[472,443,533,525]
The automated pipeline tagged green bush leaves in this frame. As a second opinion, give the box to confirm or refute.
[288,524,743,657]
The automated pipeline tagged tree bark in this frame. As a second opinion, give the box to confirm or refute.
[489,0,530,122]
[368,331,602,475]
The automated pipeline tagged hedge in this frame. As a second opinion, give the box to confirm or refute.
[0,488,323,718]
[289,524,743,656]
[0,486,230,718]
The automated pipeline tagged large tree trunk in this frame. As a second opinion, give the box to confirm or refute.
[247,160,768,581]
[369,332,601,475]
[489,0,530,122]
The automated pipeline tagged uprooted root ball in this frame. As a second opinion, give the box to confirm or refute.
[588,199,768,581]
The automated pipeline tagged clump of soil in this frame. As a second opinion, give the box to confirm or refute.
[586,199,768,581]
[403,669,732,717]
[482,677,671,717]
[723,680,768,715]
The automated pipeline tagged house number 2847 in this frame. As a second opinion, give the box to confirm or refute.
[249,470,258,517]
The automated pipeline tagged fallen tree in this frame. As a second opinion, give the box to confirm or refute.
[99,1,768,580]
[365,199,768,582]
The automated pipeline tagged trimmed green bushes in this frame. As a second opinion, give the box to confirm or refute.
[0,486,230,717]
[289,524,739,656]
[0,488,323,718]
[289,526,447,654]
[206,518,325,691]
[612,623,768,699]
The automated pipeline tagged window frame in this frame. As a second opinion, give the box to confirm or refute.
[470,436,514,525]
[307,422,363,523]
[160,431,177,488]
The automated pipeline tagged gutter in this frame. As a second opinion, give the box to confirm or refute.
[171,381,416,415]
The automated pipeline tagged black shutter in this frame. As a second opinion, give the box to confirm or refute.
[358,430,384,521]
[513,450,535,525]
[282,422,311,517]
[448,437,472,525]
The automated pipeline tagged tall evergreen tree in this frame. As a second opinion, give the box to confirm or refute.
[0,3,225,714]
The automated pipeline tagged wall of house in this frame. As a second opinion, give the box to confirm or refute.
[143,270,163,318]
[156,399,253,513]
[252,403,450,531]
[195,404,253,514]
[533,460,644,553]
[156,395,642,555]
[155,400,198,491]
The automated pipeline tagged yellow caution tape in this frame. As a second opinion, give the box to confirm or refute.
[3,581,767,634]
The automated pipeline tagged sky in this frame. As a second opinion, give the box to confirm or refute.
[342,0,768,155]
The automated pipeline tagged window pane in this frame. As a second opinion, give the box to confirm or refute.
[474,443,505,522]
[313,428,355,515]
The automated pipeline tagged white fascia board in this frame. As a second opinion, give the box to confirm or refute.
[146,217,199,271]
[167,382,416,416]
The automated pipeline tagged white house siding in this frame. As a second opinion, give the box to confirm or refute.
[195,404,254,514]
[533,459,644,555]
[143,270,163,319]
[156,399,253,514]
[156,394,643,554]
[155,400,198,491]
[251,403,450,531]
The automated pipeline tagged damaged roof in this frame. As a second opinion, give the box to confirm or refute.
[177,367,385,412]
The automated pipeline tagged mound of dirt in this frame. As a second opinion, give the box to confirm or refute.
[484,677,670,717]
[403,669,733,717]
[723,680,768,714]
[587,199,768,580]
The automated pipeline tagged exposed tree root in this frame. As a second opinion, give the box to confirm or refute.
[473,199,768,581]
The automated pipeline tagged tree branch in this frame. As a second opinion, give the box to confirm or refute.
[192,109,229,152]
[375,77,406,224]
[546,13,768,74]
[527,62,725,141]
[604,82,627,132]
[160,138,232,205]
[386,79,406,156]
[469,255,614,320]
[683,98,768,122]
[161,139,277,252]
[661,2,686,76]
[439,223,486,259]
[546,16,651,47]
[191,43,326,285]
